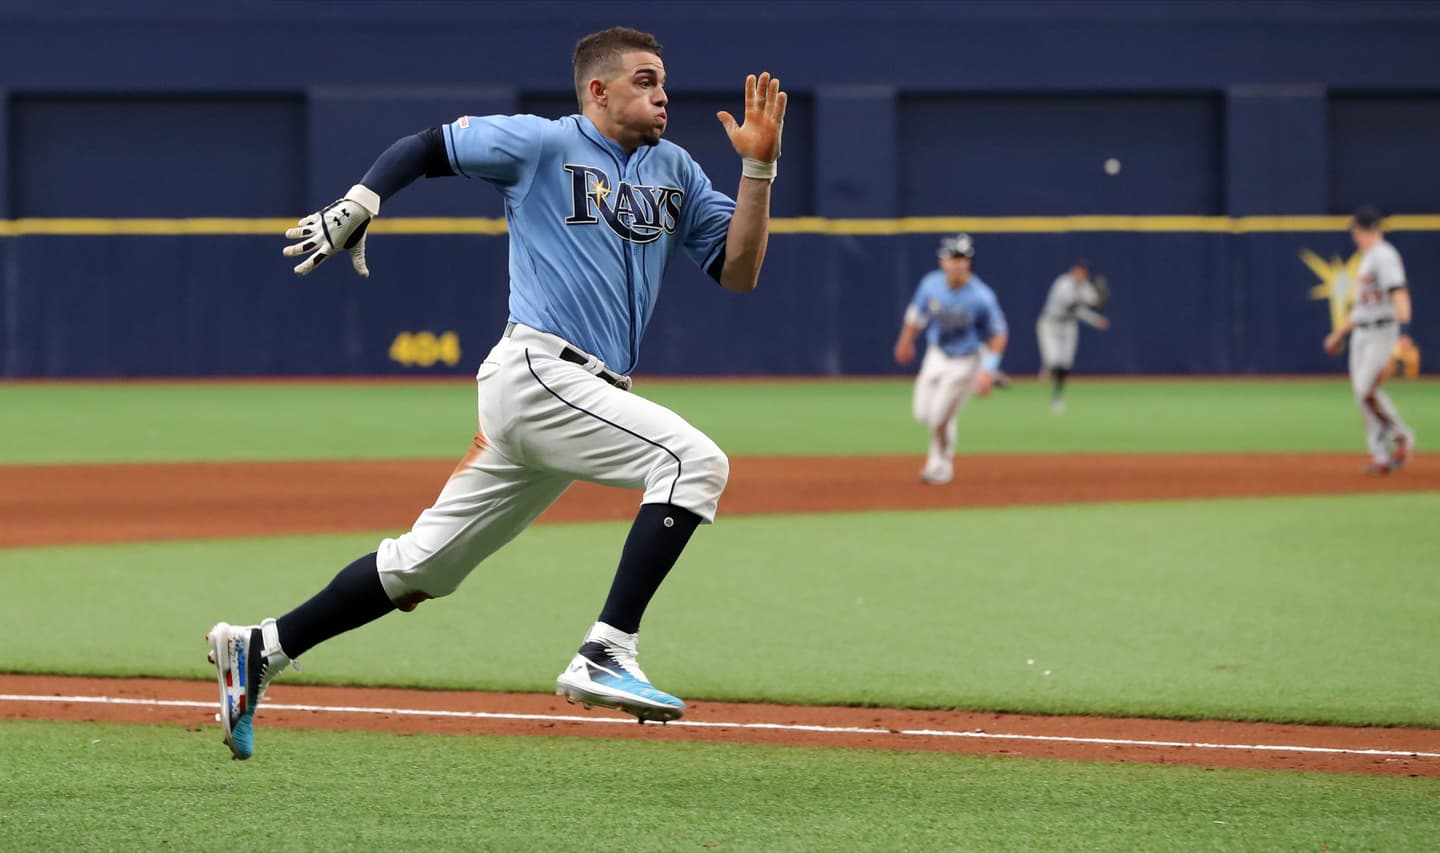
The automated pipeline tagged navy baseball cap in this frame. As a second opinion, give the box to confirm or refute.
[937,233,975,258]
[1352,204,1384,230]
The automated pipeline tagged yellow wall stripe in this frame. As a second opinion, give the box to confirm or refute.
[2,214,1439,237]
[0,218,293,236]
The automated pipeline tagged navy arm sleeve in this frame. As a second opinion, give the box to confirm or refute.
[706,246,727,284]
[358,127,456,201]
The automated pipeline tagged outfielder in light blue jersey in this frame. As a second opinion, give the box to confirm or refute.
[907,269,1007,357]
[205,27,789,760]
[893,234,1010,485]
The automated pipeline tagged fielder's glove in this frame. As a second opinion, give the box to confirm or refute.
[1092,275,1110,308]
[282,184,381,277]
[1387,336,1422,380]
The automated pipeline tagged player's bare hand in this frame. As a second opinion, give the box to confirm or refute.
[894,338,916,366]
[1323,330,1345,356]
[1095,316,1111,331]
[716,72,787,168]
[975,371,995,397]
[282,185,380,277]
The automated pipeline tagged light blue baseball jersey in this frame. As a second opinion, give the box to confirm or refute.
[908,270,1007,356]
[443,113,735,373]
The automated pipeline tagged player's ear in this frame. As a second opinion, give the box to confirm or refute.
[587,78,608,108]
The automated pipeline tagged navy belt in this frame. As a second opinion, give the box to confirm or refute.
[504,322,627,389]
[558,347,627,388]
[1354,318,1395,329]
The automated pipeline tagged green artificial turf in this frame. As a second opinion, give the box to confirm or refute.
[2,378,1437,462]
[1,720,1436,852]
[4,493,1436,726]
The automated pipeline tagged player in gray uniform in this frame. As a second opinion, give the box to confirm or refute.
[202,27,787,759]
[1036,260,1108,414]
[1324,206,1417,474]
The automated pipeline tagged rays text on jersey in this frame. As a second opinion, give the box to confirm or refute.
[562,164,684,244]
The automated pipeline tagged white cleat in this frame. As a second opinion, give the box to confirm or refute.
[204,619,291,760]
[555,623,685,723]
[918,461,954,485]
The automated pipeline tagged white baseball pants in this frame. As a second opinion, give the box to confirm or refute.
[911,347,981,477]
[1037,318,1079,370]
[376,324,729,604]
[1350,326,1412,465]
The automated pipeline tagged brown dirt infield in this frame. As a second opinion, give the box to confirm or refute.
[4,452,1438,776]
[3,452,1436,548]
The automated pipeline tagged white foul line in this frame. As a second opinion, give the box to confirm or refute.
[2,693,1436,760]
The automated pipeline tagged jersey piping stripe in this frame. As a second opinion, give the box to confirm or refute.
[523,349,683,505]
[5,214,1440,236]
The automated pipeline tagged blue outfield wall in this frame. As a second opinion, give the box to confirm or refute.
[2,226,1433,377]
[2,2,1438,377]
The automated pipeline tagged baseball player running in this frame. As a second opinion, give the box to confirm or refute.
[204,27,788,759]
[1324,205,1417,474]
[1036,259,1109,414]
[892,234,1008,484]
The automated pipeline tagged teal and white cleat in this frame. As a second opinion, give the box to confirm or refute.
[556,622,685,723]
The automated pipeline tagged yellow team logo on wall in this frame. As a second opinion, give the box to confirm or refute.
[1299,249,1359,333]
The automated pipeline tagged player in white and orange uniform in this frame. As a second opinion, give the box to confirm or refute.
[1324,205,1417,474]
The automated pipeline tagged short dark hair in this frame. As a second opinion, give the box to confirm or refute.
[1352,204,1384,231]
[573,27,663,110]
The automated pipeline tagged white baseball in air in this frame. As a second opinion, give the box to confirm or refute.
[1104,158,1122,176]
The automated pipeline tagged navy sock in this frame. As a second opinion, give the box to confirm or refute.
[275,551,396,659]
[1051,367,1069,399]
[599,503,701,634]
